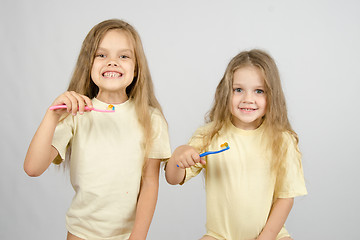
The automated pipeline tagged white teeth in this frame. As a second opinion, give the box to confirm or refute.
[241,108,254,111]
[103,72,122,77]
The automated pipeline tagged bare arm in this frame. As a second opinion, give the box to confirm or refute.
[24,91,92,177]
[257,198,294,240]
[24,110,62,177]
[128,158,161,240]
[165,145,205,185]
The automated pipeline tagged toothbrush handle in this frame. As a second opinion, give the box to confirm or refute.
[199,147,229,157]
[49,105,93,111]
[49,105,114,113]
[199,152,211,157]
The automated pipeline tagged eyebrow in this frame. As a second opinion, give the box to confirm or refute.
[96,47,134,54]
[232,84,265,89]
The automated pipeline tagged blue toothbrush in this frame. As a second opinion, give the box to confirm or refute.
[176,142,230,167]
[199,142,230,157]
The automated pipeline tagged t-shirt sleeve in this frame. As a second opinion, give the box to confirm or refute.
[147,109,171,160]
[274,133,308,199]
[180,126,207,184]
[51,114,74,163]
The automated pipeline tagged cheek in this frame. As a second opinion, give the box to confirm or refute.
[263,97,267,108]
[129,63,136,76]
[260,97,267,114]
[230,96,238,111]
[90,63,99,78]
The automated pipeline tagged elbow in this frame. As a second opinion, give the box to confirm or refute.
[23,162,43,177]
[24,169,41,177]
[165,178,177,185]
[165,174,181,185]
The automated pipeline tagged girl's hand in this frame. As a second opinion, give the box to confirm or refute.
[172,145,206,169]
[50,91,93,117]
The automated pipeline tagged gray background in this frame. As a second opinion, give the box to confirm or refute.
[1,0,359,239]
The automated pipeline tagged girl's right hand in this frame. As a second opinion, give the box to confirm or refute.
[50,91,93,117]
[172,145,206,169]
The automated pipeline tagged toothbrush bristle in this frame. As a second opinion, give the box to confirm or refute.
[107,104,115,111]
[220,142,229,148]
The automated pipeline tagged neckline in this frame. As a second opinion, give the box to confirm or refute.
[92,98,131,111]
[93,97,130,106]
[226,120,265,136]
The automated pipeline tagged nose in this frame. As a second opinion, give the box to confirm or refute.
[242,92,254,103]
[107,60,118,67]
[107,56,119,67]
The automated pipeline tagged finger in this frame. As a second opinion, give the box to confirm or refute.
[185,155,197,167]
[192,153,201,163]
[82,95,93,110]
[75,94,86,115]
[57,93,73,113]
[69,91,86,115]
[51,95,70,113]
[181,158,190,168]
[176,162,186,169]
[71,91,86,112]
[200,158,207,165]
[64,91,79,115]
[76,94,93,114]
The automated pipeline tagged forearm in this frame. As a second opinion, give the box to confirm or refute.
[165,155,186,185]
[129,177,159,240]
[258,198,294,240]
[24,110,60,177]
[165,144,201,185]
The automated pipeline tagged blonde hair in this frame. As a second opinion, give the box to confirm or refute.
[203,49,298,171]
[57,19,164,165]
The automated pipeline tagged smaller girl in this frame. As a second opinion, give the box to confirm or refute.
[24,19,171,240]
[165,49,307,240]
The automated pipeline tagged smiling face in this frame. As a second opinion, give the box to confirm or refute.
[91,29,136,103]
[230,66,267,130]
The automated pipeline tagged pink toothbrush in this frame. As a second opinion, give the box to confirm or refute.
[49,105,115,113]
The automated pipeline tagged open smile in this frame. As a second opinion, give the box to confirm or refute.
[102,71,123,78]
[239,107,258,112]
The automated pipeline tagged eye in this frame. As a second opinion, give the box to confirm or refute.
[120,55,130,59]
[95,54,106,58]
[233,88,242,93]
[255,89,265,94]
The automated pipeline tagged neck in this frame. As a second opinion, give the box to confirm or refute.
[96,91,128,104]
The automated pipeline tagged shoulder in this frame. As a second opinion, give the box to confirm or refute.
[192,122,215,137]
[149,107,164,119]
[280,130,301,158]
[149,107,163,118]
[281,131,298,146]
[149,107,167,126]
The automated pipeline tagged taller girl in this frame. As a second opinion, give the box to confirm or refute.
[24,19,171,240]
[166,49,307,240]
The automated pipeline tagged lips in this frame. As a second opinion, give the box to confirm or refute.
[102,71,123,78]
[239,107,258,112]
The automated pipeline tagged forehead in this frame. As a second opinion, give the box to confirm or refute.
[98,29,134,51]
[233,66,264,86]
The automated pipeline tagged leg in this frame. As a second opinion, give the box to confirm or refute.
[67,232,84,240]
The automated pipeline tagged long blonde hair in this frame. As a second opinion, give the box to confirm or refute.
[66,19,164,160]
[204,49,298,171]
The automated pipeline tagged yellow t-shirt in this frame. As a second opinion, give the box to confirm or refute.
[183,122,307,240]
[52,98,171,240]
